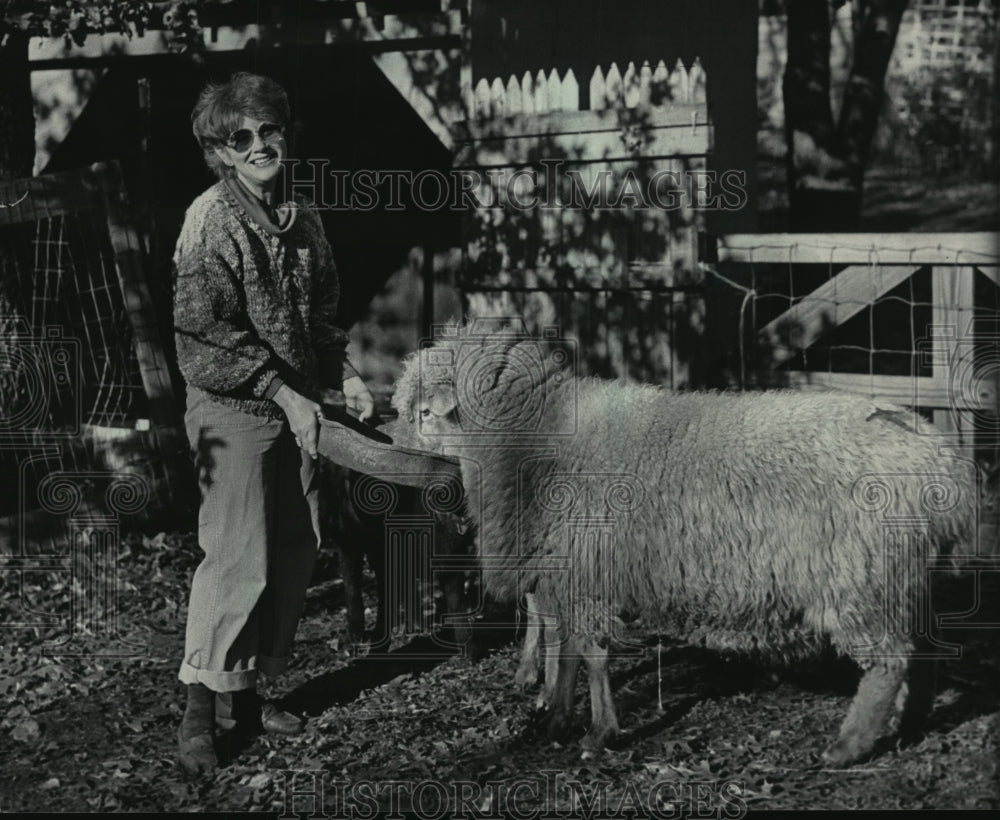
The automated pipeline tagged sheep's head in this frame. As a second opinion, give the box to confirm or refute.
[392,344,463,450]
[392,320,575,447]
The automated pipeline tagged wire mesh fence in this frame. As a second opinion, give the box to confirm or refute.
[707,232,1000,554]
[0,162,186,553]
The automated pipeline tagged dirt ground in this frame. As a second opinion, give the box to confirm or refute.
[1,529,998,815]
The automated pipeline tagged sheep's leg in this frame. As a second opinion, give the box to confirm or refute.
[338,540,366,644]
[367,537,390,649]
[442,573,473,651]
[515,593,562,709]
[515,593,542,687]
[896,654,937,743]
[540,610,560,710]
[537,633,581,739]
[579,636,619,751]
[823,659,907,766]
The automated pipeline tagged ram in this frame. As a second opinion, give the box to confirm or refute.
[392,323,976,766]
[319,418,477,650]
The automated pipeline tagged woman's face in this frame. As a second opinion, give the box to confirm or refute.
[214,114,286,197]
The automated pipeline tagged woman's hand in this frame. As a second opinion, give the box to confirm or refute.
[274,384,321,457]
[343,375,375,422]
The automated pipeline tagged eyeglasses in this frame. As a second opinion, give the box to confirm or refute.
[224,122,284,153]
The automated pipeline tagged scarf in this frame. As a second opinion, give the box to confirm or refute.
[223,175,298,236]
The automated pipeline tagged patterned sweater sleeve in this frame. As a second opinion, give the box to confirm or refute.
[172,198,279,397]
[307,210,354,389]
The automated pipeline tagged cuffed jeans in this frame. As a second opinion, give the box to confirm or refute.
[178,387,320,692]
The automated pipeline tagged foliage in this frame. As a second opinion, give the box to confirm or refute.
[1,528,998,812]
[4,1,205,54]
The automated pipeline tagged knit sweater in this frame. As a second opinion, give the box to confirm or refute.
[173,180,350,419]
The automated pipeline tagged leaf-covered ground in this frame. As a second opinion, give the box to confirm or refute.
[1,530,998,814]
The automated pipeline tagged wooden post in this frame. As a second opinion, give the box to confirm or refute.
[490,76,505,117]
[623,61,639,108]
[94,161,178,431]
[473,78,490,118]
[505,75,522,115]
[561,68,579,112]
[669,58,689,102]
[546,68,562,112]
[421,244,435,344]
[521,70,535,115]
[590,66,606,111]
[931,266,977,439]
[534,69,547,113]
[605,62,623,108]
[639,60,652,106]
[689,57,707,104]
[652,59,669,105]
[135,74,154,258]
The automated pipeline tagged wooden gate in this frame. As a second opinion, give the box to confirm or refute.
[714,232,1000,432]
[711,231,1000,554]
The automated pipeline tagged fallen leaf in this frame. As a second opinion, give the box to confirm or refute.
[247,773,270,790]
[11,718,41,743]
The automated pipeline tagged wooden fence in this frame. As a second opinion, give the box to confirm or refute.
[469,57,706,119]
[450,55,711,391]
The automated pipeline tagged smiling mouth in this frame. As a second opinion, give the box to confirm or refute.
[248,155,277,166]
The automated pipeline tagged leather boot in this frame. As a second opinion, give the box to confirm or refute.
[261,701,306,735]
[177,683,216,776]
[215,689,304,736]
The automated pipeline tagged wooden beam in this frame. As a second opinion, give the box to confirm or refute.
[28,13,464,63]
[370,49,457,151]
[626,261,704,288]
[977,266,1000,287]
[773,372,961,409]
[0,167,103,225]
[455,104,709,142]
[421,244,435,343]
[454,122,710,166]
[758,265,919,367]
[717,233,1000,266]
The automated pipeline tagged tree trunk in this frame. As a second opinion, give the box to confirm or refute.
[783,0,906,231]
[837,0,908,190]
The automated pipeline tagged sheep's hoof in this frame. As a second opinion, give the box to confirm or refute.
[531,706,572,742]
[580,725,618,753]
[514,667,538,688]
[821,736,872,768]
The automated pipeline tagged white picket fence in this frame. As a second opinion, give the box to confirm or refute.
[470,58,706,119]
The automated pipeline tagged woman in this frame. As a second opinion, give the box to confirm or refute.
[172,72,374,775]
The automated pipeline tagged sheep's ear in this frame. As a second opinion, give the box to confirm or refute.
[426,385,458,418]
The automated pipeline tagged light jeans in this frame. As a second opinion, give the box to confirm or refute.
[178,387,320,692]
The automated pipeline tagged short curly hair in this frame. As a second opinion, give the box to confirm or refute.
[190,72,290,178]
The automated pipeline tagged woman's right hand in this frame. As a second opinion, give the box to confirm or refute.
[274,384,322,458]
